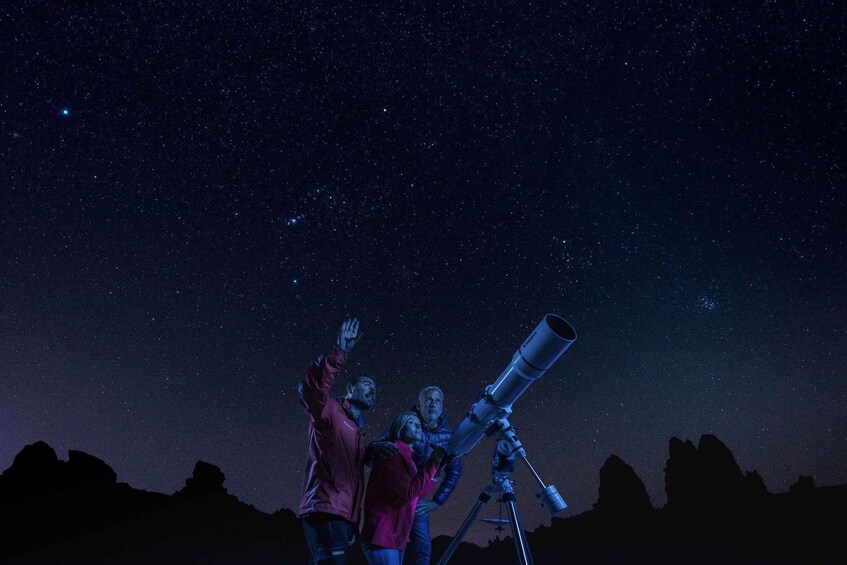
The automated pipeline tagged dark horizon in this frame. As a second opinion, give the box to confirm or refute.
[8,429,833,512]
[2,0,845,550]
[2,426,842,549]
[2,431,845,563]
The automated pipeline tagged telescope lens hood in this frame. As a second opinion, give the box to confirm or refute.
[544,314,577,341]
[519,314,576,372]
[448,314,576,458]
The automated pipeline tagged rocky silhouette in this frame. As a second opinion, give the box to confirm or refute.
[664,434,755,514]
[465,434,845,564]
[0,441,308,564]
[1,436,844,563]
[594,454,653,518]
[175,461,228,498]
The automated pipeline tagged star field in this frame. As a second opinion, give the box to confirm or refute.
[1,1,845,547]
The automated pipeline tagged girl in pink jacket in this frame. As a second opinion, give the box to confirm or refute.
[360,411,447,564]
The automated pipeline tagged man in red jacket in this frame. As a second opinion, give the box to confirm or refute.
[299,318,375,564]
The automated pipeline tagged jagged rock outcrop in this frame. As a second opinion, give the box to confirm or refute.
[664,434,754,514]
[1,440,64,506]
[67,450,118,487]
[697,434,746,503]
[2,435,843,564]
[789,474,815,495]
[2,440,61,481]
[176,461,228,498]
[664,437,699,510]
[744,469,769,499]
[594,454,653,516]
[0,441,310,563]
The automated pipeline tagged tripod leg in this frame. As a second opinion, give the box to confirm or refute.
[436,488,493,565]
[503,491,534,565]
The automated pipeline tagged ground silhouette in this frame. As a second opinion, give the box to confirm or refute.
[1,435,843,563]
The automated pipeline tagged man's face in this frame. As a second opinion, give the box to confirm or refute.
[400,415,423,444]
[347,377,376,409]
[418,389,443,425]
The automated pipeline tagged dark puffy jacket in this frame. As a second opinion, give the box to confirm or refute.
[298,347,367,525]
[377,407,462,506]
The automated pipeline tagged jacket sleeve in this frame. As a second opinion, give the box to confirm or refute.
[382,453,441,503]
[432,454,462,506]
[364,425,393,467]
[298,346,347,419]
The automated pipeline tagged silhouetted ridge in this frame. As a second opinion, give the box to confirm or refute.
[0,441,309,564]
[176,461,228,498]
[1,441,62,503]
[67,450,118,487]
[664,433,767,516]
[5,440,60,478]
[744,469,769,500]
[789,474,815,495]
[664,436,699,511]
[471,434,844,563]
[1,436,843,563]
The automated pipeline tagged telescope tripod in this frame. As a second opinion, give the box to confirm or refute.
[436,419,566,565]
[437,477,534,565]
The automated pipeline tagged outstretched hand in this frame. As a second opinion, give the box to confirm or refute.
[370,440,400,459]
[337,318,361,352]
[416,499,439,516]
[429,445,448,465]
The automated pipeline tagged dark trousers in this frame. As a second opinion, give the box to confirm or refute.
[408,511,432,565]
[302,512,356,565]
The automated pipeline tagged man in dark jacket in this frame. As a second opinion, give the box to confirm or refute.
[370,385,462,564]
[299,318,375,564]
[409,386,462,565]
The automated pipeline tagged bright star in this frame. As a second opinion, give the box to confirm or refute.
[60,108,71,117]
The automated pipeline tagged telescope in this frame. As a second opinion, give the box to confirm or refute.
[447,314,577,457]
[438,314,576,565]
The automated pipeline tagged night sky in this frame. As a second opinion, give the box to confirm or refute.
[2,1,845,547]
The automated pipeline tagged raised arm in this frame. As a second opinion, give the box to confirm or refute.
[299,319,360,416]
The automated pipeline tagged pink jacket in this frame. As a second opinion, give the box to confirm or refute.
[298,347,367,524]
[360,440,440,549]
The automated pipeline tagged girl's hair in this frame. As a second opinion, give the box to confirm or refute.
[389,411,419,441]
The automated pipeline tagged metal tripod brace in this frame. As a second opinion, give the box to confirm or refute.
[436,418,566,565]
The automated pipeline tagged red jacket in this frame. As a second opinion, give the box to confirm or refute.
[360,440,440,550]
[298,346,367,525]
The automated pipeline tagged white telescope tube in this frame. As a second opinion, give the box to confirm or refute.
[448,314,576,457]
